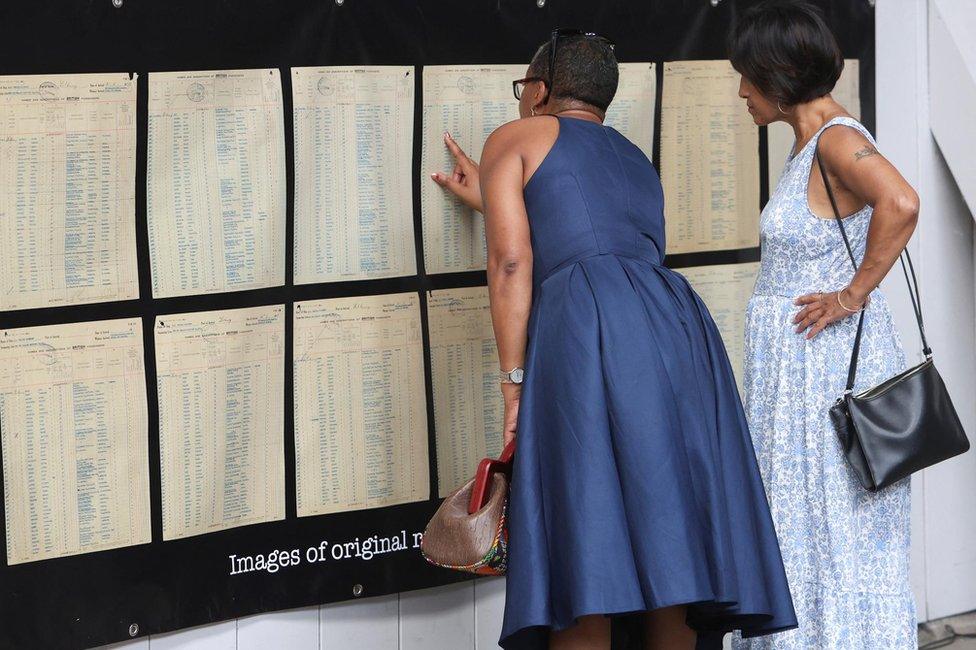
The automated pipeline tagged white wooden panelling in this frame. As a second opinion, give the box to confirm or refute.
[473,577,506,649]
[917,137,976,619]
[148,619,236,650]
[909,0,976,622]
[321,593,398,650]
[929,0,976,218]
[876,0,930,620]
[399,582,475,650]
[237,607,318,650]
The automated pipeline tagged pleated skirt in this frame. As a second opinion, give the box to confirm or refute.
[499,253,798,649]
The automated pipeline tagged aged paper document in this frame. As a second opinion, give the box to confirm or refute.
[421,65,523,274]
[293,66,416,284]
[661,61,760,254]
[294,293,429,516]
[427,286,504,496]
[767,60,860,190]
[0,318,150,565]
[680,261,760,393]
[155,305,285,540]
[604,62,657,162]
[147,69,286,298]
[0,73,139,311]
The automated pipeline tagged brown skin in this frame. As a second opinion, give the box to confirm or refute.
[431,68,697,650]
[738,75,920,338]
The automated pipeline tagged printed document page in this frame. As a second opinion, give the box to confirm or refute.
[661,61,760,254]
[0,73,138,311]
[293,66,416,284]
[155,305,285,540]
[0,317,150,564]
[421,65,523,274]
[147,69,286,298]
[680,261,760,393]
[427,286,504,496]
[604,62,656,162]
[294,293,429,516]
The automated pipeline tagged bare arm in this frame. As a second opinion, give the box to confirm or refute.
[479,123,533,445]
[794,125,920,338]
[430,132,483,213]
[822,126,919,300]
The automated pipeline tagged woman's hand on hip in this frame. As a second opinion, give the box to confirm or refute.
[501,383,521,448]
[793,288,869,339]
[430,131,483,213]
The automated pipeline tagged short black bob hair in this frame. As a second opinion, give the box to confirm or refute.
[728,0,844,107]
[527,36,618,112]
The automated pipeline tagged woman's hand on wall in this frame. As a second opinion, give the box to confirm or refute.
[430,131,483,213]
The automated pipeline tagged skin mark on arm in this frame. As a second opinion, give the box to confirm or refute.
[854,145,880,161]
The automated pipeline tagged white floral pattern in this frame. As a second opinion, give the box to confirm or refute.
[731,117,917,649]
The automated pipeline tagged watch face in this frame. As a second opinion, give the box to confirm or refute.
[510,368,524,384]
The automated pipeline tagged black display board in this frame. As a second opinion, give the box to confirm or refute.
[0,1,874,648]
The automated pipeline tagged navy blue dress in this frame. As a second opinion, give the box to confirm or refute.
[498,115,798,648]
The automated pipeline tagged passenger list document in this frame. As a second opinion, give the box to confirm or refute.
[661,61,760,254]
[147,69,286,298]
[0,73,139,311]
[155,305,285,540]
[294,293,429,516]
[427,287,504,496]
[680,262,760,393]
[0,318,150,565]
[603,63,657,162]
[421,65,523,274]
[768,60,860,190]
[293,66,416,283]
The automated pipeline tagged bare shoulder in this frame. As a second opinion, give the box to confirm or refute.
[482,115,558,166]
[488,114,558,140]
[818,119,880,166]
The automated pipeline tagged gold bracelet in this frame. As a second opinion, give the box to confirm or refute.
[836,288,863,313]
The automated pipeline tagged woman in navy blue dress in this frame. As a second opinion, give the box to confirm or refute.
[432,32,797,649]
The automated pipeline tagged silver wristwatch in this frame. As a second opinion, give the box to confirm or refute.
[500,366,525,384]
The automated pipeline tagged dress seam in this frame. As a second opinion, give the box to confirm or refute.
[570,173,604,254]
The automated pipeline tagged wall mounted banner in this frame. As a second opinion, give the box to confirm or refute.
[0,1,874,647]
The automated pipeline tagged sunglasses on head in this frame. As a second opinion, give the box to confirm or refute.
[512,28,615,102]
[546,28,615,104]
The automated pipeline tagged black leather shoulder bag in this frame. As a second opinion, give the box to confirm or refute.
[816,145,970,492]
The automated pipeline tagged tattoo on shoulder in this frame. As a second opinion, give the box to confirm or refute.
[854,145,880,161]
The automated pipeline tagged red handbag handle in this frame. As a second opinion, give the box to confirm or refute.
[467,439,516,514]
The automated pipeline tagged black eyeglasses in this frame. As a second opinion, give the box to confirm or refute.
[543,28,615,104]
[512,76,545,100]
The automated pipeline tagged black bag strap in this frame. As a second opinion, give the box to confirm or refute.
[814,131,930,394]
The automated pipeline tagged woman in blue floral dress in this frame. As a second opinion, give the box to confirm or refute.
[729,2,921,648]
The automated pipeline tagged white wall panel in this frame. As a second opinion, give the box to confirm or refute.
[399,582,474,650]
[321,594,398,650]
[238,607,318,650]
[149,620,236,650]
[474,577,506,649]
[876,0,930,620]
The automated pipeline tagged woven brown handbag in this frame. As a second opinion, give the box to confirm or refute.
[420,440,515,575]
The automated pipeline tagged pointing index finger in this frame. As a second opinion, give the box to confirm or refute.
[444,131,469,162]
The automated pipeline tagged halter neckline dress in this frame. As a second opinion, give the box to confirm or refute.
[499,114,798,649]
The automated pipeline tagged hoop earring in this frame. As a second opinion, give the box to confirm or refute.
[777,101,791,114]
